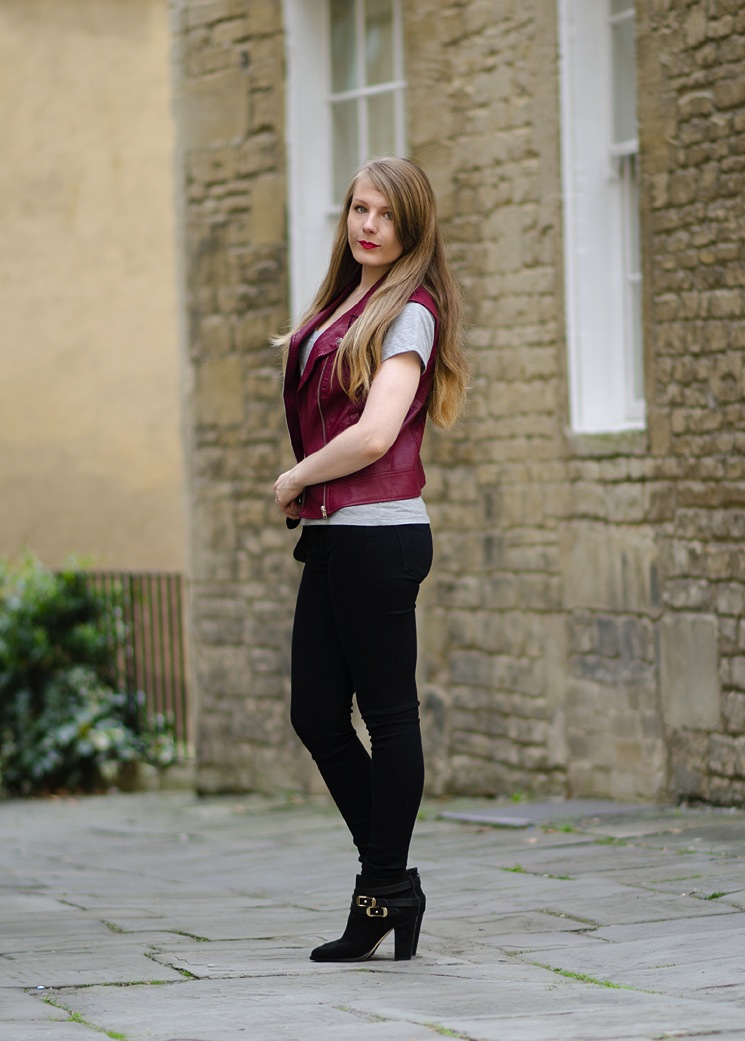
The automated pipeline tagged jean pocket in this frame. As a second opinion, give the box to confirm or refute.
[292,527,309,563]
[395,525,433,583]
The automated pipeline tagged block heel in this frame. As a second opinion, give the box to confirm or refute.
[393,914,421,960]
[407,866,426,955]
[310,872,423,963]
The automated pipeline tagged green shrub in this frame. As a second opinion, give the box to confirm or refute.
[0,555,174,796]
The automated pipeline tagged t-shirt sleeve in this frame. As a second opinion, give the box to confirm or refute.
[381,303,436,372]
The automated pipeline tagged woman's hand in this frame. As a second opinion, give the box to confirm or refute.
[273,469,305,520]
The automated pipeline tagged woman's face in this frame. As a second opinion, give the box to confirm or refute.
[347,176,404,279]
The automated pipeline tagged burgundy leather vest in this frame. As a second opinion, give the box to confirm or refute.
[282,281,439,519]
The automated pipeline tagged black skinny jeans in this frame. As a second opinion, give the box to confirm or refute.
[290,524,432,881]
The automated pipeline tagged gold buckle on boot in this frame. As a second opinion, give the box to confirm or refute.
[356,895,376,908]
[365,905,389,918]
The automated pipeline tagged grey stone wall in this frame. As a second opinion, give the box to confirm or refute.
[639,0,745,802]
[407,0,745,804]
[171,0,308,792]
[174,0,745,805]
[405,1,570,796]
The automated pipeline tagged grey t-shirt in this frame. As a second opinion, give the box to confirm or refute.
[300,302,435,526]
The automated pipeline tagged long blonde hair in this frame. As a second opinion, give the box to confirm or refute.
[278,157,468,428]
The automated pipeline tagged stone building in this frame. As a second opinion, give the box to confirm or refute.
[172,0,745,804]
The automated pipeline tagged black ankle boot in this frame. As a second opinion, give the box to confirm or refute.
[310,873,423,962]
[407,867,426,956]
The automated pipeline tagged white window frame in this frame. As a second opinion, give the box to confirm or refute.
[284,0,332,319]
[283,0,406,318]
[558,0,645,433]
[327,0,406,207]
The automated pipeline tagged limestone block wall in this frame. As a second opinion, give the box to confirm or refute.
[639,0,745,802]
[407,0,745,804]
[557,0,745,803]
[405,1,570,796]
[171,0,306,791]
[176,0,745,805]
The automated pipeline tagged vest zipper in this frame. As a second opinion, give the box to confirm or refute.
[318,357,329,519]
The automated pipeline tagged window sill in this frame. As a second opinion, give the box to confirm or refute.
[565,428,648,458]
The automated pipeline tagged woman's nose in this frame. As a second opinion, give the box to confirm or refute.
[362,213,377,232]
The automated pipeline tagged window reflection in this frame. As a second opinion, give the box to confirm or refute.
[365,0,394,86]
[329,0,404,204]
[330,0,357,93]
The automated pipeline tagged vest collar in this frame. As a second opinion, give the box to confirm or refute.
[290,276,386,390]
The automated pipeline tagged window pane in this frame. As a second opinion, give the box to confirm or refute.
[629,277,644,403]
[332,99,359,203]
[365,0,394,86]
[610,0,633,15]
[626,154,640,271]
[611,14,637,144]
[330,0,357,93]
[367,92,396,156]
[623,154,644,403]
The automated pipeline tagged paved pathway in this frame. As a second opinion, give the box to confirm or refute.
[1,791,745,1041]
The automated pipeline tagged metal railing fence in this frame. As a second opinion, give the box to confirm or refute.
[83,571,190,758]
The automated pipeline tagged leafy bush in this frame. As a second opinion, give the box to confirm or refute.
[0,555,174,796]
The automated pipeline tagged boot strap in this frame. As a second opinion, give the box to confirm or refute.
[357,878,416,897]
[352,894,420,918]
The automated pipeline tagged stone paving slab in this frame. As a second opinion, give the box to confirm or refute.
[20,972,745,1041]
[285,972,745,1034]
[591,817,745,848]
[534,942,745,1000]
[479,929,605,953]
[2,792,745,1041]
[476,843,706,877]
[426,870,740,927]
[40,976,522,1041]
[0,1026,115,1041]
[441,797,647,827]
[0,989,70,1023]
[595,861,744,890]
[1,937,186,988]
[2,916,122,950]
[444,1003,745,1041]
[593,908,745,943]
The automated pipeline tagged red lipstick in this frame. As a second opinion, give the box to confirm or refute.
[359,241,380,250]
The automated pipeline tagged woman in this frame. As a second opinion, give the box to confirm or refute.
[273,156,468,962]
